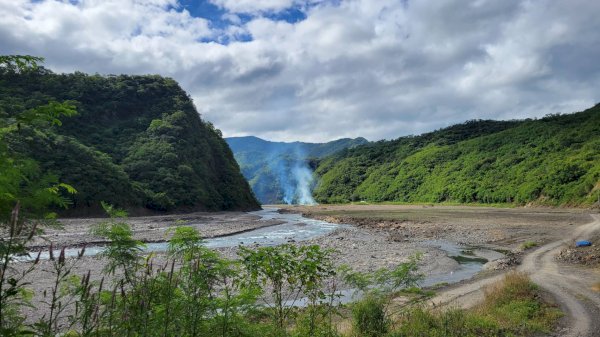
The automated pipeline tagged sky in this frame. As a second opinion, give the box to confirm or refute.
[1,0,599,142]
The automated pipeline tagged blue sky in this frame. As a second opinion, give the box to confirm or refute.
[179,0,307,26]
[175,0,311,43]
[1,0,599,142]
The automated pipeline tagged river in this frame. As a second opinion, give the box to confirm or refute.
[24,207,502,295]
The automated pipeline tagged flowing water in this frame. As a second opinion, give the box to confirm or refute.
[23,207,340,260]
[23,207,502,298]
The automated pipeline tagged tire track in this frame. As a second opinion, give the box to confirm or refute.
[431,214,600,337]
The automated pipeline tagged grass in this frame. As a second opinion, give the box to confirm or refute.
[475,272,562,335]
[520,241,539,250]
[362,272,562,337]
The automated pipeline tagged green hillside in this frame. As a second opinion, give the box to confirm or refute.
[314,105,600,206]
[226,136,368,204]
[0,68,259,214]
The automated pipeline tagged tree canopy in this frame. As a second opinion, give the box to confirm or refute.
[0,59,259,215]
[313,107,600,206]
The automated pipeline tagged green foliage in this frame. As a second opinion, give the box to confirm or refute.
[342,254,423,298]
[521,241,538,250]
[0,62,259,214]
[390,308,501,337]
[292,307,341,337]
[351,295,389,337]
[477,272,562,335]
[0,55,44,73]
[314,107,600,207]
[82,212,265,337]
[0,55,78,336]
[238,244,338,331]
[343,254,424,337]
[386,273,560,337]
[92,204,143,283]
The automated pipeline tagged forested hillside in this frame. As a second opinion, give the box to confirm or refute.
[314,105,600,206]
[226,136,368,204]
[0,68,259,214]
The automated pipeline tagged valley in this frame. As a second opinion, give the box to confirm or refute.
[1,55,599,336]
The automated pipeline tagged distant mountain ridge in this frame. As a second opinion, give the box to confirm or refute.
[226,136,369,158]
[226,136,368,204]
[313,105,600,207]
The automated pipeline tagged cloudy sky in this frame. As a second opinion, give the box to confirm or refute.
[1,0,599,142]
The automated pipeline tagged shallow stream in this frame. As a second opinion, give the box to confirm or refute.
[25,207,502,297]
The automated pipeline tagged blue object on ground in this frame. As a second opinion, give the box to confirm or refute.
[575,240,592,247]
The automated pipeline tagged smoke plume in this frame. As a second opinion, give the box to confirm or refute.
[268,145,317,205]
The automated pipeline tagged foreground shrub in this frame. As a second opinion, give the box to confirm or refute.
[392,308,500,337]
[292,307,341,337]
[239,244,338,332]
[477,272,562,334]
[391,272,561,337]
[351,295,389,337]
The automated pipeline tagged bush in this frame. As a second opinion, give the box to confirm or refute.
[351,295,389,337]
[520,241,538,250]
[476,272,562,335]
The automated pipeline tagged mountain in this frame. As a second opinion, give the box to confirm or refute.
[226,136,368,204]
[314,105,600,207]
[0,68,259,215]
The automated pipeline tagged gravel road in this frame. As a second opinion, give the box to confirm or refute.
[431,214,600,337]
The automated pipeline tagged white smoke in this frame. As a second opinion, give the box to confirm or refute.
[268,145,318,205]
[292,165,317,205]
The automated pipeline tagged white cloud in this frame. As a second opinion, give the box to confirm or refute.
[210,0,296,13]
[0,0,599,142]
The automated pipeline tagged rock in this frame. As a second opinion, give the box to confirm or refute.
[483,252,521,270]
[557,245,600,265]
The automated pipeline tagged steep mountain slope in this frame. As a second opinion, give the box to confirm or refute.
[0,68,259,214]
[314,105,600,206]
[226,136,368,204]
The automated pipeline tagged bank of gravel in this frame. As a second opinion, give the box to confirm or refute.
[28,211,284,249]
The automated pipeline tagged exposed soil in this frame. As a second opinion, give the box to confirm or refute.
[430,215,600,337]
[280,205,600,337]
[213,225,458,277]
[556,234,600,265]
[280,204,591,249]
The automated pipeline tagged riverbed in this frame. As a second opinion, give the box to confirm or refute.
[16,206,513,323]
[24,207,501,290]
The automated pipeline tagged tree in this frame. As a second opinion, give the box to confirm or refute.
[0,55,77,335]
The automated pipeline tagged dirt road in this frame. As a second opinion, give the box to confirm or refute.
[432,214,600,337]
